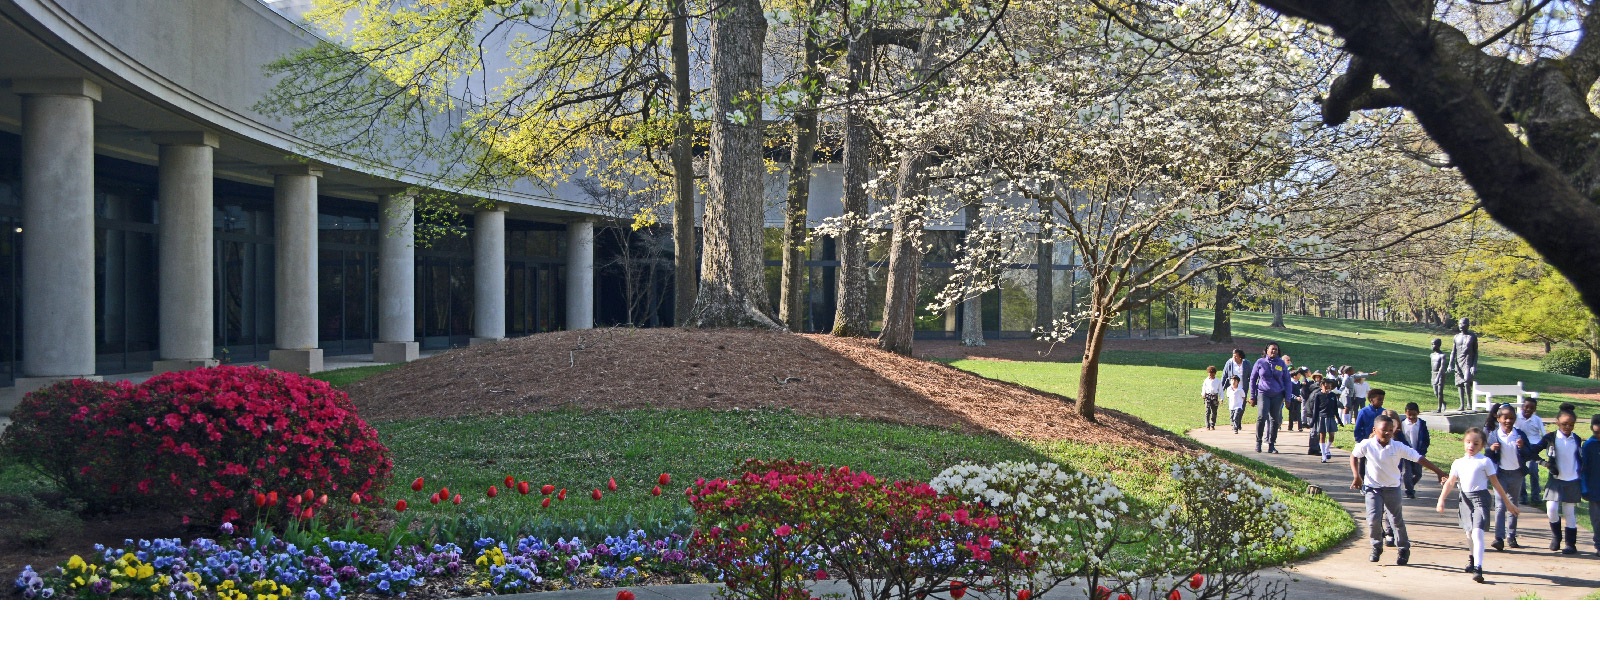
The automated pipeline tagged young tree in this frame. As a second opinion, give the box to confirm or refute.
[1457,237,1600,379]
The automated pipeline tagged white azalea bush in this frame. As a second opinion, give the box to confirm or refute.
[931,454,1292,600]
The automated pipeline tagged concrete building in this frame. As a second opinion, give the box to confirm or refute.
[0,0,1186,391]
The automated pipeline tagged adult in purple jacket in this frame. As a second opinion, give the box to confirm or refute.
[1248,342,1294,453]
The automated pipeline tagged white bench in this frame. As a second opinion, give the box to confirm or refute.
[1472,382,1539,412]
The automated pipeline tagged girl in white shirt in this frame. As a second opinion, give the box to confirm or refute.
[1437,428,1518,583]
[1537,409,1585,554]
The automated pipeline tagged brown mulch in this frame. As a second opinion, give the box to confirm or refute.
[345,328,1190,453]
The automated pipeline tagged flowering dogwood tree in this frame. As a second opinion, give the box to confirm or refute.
[866,0,1469,418]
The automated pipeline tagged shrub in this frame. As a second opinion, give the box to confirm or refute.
[1,366,393,527]
[687,459,992,600]
[1539,346,1590,377]
[1,379,143,512]
[1146,453,1294,599]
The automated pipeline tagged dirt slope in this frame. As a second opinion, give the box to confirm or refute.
[345,328,1190,452]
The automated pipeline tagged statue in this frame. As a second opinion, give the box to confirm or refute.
[1429,338,1449,413]
[1447,318,1479,412]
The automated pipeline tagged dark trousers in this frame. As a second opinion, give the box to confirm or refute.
[1286,400,1302,431]
[1255,392,1285,449]
[1204,394,1219,429]
[1230,407,1244,432]
[1523,460,1541,503]
[1590,501,1600,550]
[1402,461,1423,497]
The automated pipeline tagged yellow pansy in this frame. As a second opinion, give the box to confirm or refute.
[66,555,86,571]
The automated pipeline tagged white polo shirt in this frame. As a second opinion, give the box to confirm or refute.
[1490,427,1522,471]
[1551,433,1580,482]
[1449,454,1498,493]
[1352,438,1423,488]
[1514,412,1545,444]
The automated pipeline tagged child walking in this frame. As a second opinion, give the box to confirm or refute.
[1307,377,1341,462]
[1226,376,1246,435]
[1399,403,1431,499]
[1201,366,1222,431]
[1437,428,1518,583]
[1534,408,1585,554]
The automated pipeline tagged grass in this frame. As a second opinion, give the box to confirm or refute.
[950,308,1600,545]
[313,365,397,388]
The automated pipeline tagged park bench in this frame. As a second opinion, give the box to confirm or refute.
[1471,382,1539,412]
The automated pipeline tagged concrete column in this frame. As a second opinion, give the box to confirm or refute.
[269,165,323,374]
[152,131,220,374]
[470,208,506,345]
[12,78,101,391]
[373,189,418,363]
[566,219,595,330]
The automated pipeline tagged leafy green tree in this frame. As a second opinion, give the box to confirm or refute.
[1458,238,1600,379]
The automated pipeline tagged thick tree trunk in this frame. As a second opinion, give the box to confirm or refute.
[1588,320,1600,381]
[877,19,946,356]
[1210,269,1234,344]
[779,25,821,332]
[688,0,779,329]
[1254,0,1600,317]
[1270,300,1285,328]
[832,30,872,337]
[670,1,697,325]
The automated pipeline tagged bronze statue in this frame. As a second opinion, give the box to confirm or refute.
[1447,318,1478,412]
[1429,338,1449,413]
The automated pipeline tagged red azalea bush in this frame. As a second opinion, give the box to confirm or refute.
[1,366,393,526]
[1,379,144,511]
[687,459,997,600]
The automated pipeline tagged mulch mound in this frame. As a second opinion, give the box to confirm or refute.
[344,328,1190,452]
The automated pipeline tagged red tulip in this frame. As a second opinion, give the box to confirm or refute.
[395,499,408,512]
[289,494,301,507]
[1189,573,1205,590]
[1093,585,1111,600]
[266,491,278,506]
[253,492,267,508]
[317,494,329,507]
[949,580,968,600]
[1116,593,1132,600]
[1018,589,1032,600]
[658,473,671,486]
[541,484,555,496]
[350,493,362,505]
[411,477,424,491]
[650,486,662,497]
[302,488,314,503]
[504,475,515,488]
[557,489,566,501]
[452,494,462,505]
[300,508,314,521]
[591,488,603,501]
[815,569,830,580]
[607,477,618,491]
[616,590,636,600]
[429,493,441,505]
[518,482,530,495]
[1166,589,1182,600]
[488,486,499,498]
[541,497,551,508]
[440,487,450,500]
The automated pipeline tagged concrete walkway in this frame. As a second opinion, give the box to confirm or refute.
[1190,426,1600,600]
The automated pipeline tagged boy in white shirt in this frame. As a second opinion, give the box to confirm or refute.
[1514,398,1545,504]
[1226,376,1246,435]
[1351,415,1446,565]
[1201,366,1222,431]
[1437,428,1519,583]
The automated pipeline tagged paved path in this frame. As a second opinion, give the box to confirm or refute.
[1190,426,1600,599]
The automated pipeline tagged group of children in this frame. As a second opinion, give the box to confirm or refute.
[1201,358,1600,585]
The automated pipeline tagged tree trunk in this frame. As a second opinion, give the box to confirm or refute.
[1588,319,1600,381]
[877,19,946,356]
[831,29,872,337]
[960,206,985,347]
[688,0,779,329]
[1210,269,1234,343]
[1035,188,1055,334]
[1270,300,1285,328]
[1076,300,1111,421]
[779,23,821,332]
[670,0,697,325]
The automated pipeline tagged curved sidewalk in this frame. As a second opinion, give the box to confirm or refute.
[1191,427,1600,599]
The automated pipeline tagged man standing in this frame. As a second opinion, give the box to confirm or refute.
[1351,415,1447,565]
[1515,398,1546,505]
[1247,342,1293,454]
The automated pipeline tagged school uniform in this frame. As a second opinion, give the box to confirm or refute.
[1201,376,1222,430]
[1286,379,1305,432]
[1226,386,1246,434]
[1351,403,1384,443]
[1485,426,1538,545]
[1582,435,1600,554]
[1307,390,1341,459]
[1449,452,1498,576]
[1352,437,1425,558]
[1515,412,1545,504]
[1398,417,1431,499]
[1538,431,1585,553]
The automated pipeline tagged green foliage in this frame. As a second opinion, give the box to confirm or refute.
[1453,236,1597,353]
[1539,346,1591,377]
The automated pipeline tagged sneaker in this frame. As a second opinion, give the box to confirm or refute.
[1255,445,1262,453]
[1491,539,1504,552]
[1369,547,1381,562]
[1508,537,1522,549]
[1320,455,1329,463]
[1268,447,1279,454]
[1397,548,1410,566]
[1384,538,1396,548]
